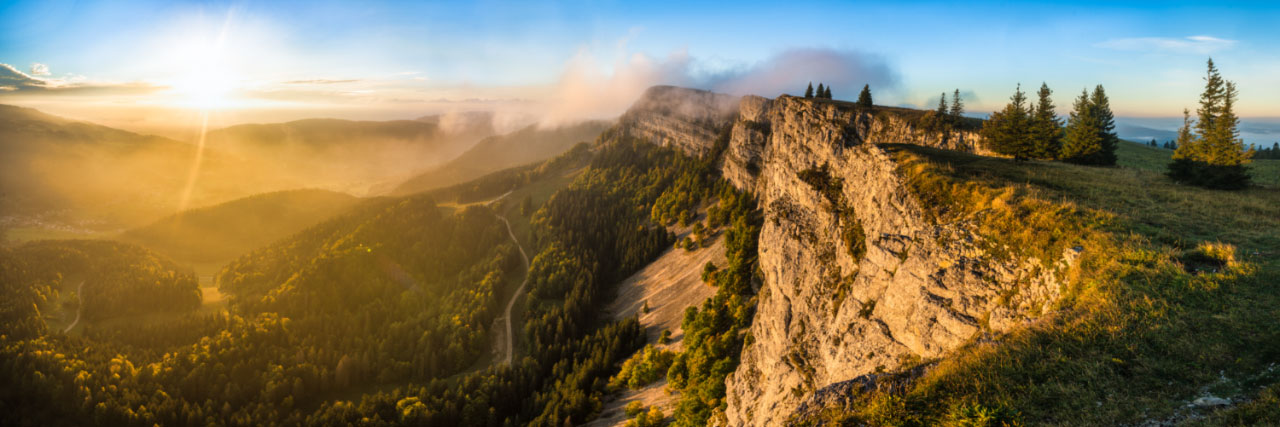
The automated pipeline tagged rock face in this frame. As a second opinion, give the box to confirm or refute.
[616,86,740,156]
[617,88,1071,427]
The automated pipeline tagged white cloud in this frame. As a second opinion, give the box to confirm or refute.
[538,45,899,125]
[30,63,50,76]
[1095,35,1237,54]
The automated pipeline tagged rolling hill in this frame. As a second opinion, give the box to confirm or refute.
[205,114,496,195]
[0,104,294,229]
[391,120,609,195]
[118,189,361,264]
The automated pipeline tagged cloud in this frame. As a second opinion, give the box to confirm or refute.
[539,47,899,125]
[1095,35,1237,54]
[540,48,697,125]
[0,63,164,96]
[283,79,360,85]
[30,63,50,76]
[706,48,899,99]
[1,63,48,90]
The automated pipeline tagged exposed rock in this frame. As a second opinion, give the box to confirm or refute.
[617,87,1073,427]
[1189,396,1231,408]
[616,85,740,156]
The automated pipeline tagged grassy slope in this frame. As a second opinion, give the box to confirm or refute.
[118,189,360,264]
[805,143,1280,425]
[1117,139,1280,187]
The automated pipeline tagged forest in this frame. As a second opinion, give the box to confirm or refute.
[0,120,762,426]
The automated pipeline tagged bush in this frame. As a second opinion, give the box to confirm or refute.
[611,345,677,390]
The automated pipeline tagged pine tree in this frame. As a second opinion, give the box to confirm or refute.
[857,84,872,108]
[1168,59,1253,189]
[805,82,814,99]
[816,83,825,100]
[1061,85,1117,165]
[981,84,1034,160]
[1030,82,1063,159]
[949,88,964,123]
[823,86,832,99]
[936,92,948,116]
[1061,89,1102,163]
[1089,85,1119,165]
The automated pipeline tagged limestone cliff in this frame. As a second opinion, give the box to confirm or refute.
[616,87,1071,427]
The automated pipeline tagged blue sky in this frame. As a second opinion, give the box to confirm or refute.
[1,0,1277,136]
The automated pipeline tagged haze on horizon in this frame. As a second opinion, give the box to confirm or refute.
[2,0,1279,142]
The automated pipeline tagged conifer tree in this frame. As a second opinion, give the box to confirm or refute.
[1061,89,1100,163]
[1168,59,1253,189]
[949,88,964,122]
[816,83,825,100]
[823,86,832,99]
[1030,83,1063,159]
[981,84,1034,160]
[857,84,872,108]
[1174,108,1194,152]
[1089,85,1119,165]
[937,92,948,116]
[805,82,814,99]
[1061,85,1118,165]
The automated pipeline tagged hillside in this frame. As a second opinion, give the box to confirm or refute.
[0,104,293,229]
[118,189,361,264]
[204,116,496,195]
[2,86,1278,426]
[391,120,609,195]
[1117,139,1280,187]
[601,86,1280,426]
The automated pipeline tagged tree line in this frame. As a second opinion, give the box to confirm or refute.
[982,82,1118,165]
[803,82,877,109]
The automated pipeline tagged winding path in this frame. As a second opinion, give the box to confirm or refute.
[486,190,529,365]
[495,215,529,365]
[63,280,85,333]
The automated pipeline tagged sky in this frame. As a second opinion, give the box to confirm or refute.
[2,0,1278,139]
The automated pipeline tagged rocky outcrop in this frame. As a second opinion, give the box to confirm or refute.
[617,88,1072,427]
[616,86,740,156]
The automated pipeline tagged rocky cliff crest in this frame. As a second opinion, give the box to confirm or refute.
[616,87,1072,426]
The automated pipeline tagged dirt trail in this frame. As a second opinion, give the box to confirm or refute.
[494,215,529,365]
[484,190,529,365]
[63,280,85,333]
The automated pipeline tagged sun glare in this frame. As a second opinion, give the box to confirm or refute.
[172,69,236,110]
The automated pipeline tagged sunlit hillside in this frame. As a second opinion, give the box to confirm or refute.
[2,1,1278,426]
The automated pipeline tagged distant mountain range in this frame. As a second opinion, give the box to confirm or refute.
[0,104,610,232]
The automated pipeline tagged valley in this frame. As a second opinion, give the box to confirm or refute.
[2,85,1278,426]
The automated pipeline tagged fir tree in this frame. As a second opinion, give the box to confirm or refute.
[1168,59,1253,189]
[1089,85,1119,165]
[816,83,825,100]
[949,88,964,123]
[823,86,832,99]
[1030,82,1063,159]
[805,82,814,99]
[857,84,872,108]
[1061,85,1118,165]
[937,92,948,117]
[981,84,1034,160]
[1061,89,1102,163]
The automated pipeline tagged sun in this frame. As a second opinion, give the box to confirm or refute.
[171,68,237,110]
[156,17,243,111]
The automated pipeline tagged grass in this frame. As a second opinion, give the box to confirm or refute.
[1117,140,1280,188]
[801,143,1280,425]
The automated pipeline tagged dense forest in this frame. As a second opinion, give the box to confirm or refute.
[0,122,762,426]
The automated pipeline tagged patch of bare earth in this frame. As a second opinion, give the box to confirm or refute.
[586,231,726,426]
